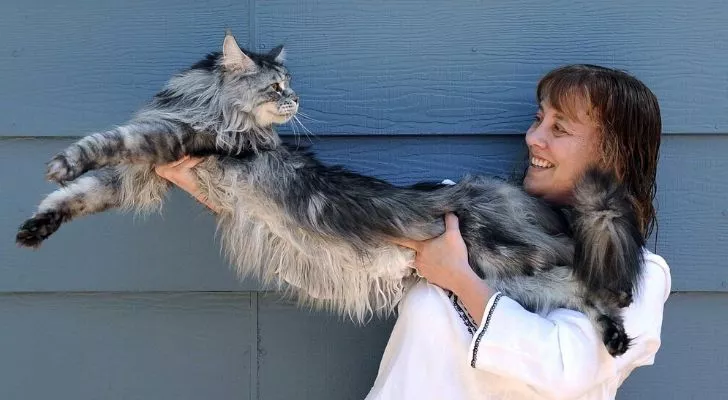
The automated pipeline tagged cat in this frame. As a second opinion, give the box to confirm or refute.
[16,30,644,357]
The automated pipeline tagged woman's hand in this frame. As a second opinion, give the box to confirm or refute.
[391,213,473,291]
[155,156,219,213]
[391,213,494,324]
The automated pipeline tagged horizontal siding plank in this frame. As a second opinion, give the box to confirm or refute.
[618,293,728,399]
[0,0,251,137]
[257,292,395,400]
[261,0,726,135]
[0,291,722,399]
[1,135,725,292]
[650,135,728,292]
[258,292,728,400]
[0,292,254,400]
[3,1,725,136]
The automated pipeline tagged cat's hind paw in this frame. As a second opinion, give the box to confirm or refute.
[16,212,63,248]
[599,315,631,357]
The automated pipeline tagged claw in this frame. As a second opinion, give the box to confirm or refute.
[16,212,63,248]
[46,155,79,183]
[600,315,631,356]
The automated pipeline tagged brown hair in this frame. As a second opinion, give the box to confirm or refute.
[536,64,662,239]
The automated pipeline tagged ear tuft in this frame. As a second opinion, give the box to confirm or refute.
[269,45,286,63]
[222,29,257,72]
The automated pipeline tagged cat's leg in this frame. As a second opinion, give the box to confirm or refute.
[17,168,123,247]
[586,292,631,357]
[45,120,216,184]
[17,163,173,248]
[488,270,631,357]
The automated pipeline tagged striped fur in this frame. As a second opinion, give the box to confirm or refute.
[17,31,645,356]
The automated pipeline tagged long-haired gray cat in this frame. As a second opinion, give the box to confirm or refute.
[17,31,644,356]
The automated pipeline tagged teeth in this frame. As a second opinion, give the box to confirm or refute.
[531,157,554,168]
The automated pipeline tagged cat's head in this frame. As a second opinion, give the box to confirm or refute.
[213,30,298,128]
[172,30,298,130]
[153,30,298,152]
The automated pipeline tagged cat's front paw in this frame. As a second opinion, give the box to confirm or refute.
[16,212,64,248]
[46,154,82,183]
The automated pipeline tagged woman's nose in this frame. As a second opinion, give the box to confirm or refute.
[526,124,547,149]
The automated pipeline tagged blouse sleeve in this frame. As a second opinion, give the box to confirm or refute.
[467,251,671,399]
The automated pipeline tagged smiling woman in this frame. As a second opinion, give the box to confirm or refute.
[149,62,671,400]
[363,64,670,400]
[526,65,662,236]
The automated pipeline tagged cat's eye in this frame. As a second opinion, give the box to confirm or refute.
[271,82,282,92]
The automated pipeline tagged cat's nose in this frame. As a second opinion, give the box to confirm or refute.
[291,95,299,104]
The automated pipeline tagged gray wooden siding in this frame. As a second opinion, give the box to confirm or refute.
[0,293,256,400]
[0,291,394,400]
[2,135,726,293]
[1,0,726,399]
[2,1,728,136]
[0,292,725,400]
[619,293,728,400]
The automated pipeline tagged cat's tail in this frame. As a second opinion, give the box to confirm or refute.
[570,168,646,306]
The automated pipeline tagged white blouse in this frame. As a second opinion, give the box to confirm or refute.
[365,249,671,400]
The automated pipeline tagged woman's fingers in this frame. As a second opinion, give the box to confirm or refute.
[178,156,205,168]
[388,237,422,251]
[444,213,460,232]
[155,156,204,177]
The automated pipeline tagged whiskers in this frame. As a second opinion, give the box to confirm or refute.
[288,110,319,148]
[296,110,324,123]
[293,115,315,139]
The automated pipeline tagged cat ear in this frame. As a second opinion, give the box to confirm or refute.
[269,45,286,64]
[222,29,256,72]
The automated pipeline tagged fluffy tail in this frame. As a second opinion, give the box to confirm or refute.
[570,168,645,306]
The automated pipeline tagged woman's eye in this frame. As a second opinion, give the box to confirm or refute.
[553,124,568,136]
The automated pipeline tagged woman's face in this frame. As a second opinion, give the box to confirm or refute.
[523,100,601,205]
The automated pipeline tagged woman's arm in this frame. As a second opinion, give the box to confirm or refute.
[395,214,671,399]
[468,254,669,398]
[154,156,220,213]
